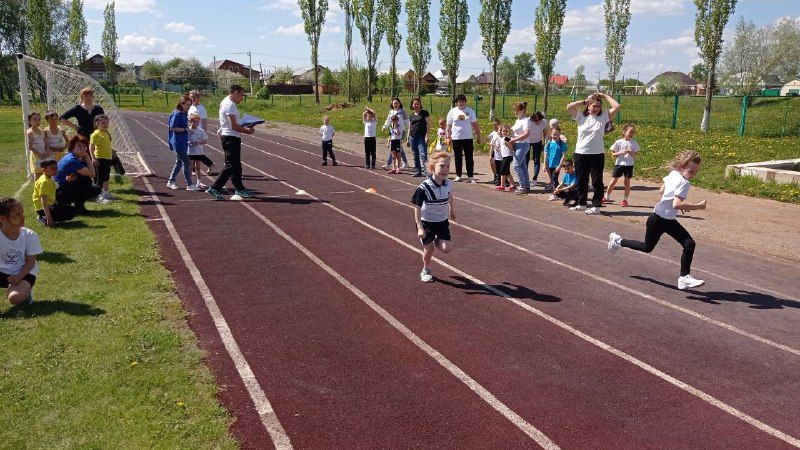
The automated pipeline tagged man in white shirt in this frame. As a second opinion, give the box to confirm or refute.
[206,85,256,200]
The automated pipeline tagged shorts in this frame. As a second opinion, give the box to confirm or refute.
[0,272,37,288]
[188,154,205,161]
[612,165,634,178]
[420,220,451,245]
[390,139,402,152]
[96,158,112,185]
[500,156,513,176]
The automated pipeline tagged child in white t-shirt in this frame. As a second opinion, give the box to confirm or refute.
[487,120,501,186]
[604,123,641,207]
[363,107,377,169]
[187,113,209,190]
[492,124,515,192]
[0,197,42,306]
[320,116,337,166]
[608,149,707,290]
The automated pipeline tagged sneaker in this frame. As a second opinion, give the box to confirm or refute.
[420,267,433,283]
[468,177,476,183]
[585,206,600,215]
[166,182,179,190]
[453,176,462,182]
[382,164,390,170]
[96,196,111,204]
[365,165,371,169]
[321,161,328,166]
[621,200,629,207]
[205,164,215,175]
[195,181,208,189]
[37,216,48,226]
[104,192,117,201]
[608,232,622,254]
[186,184,204,191]
[234,189,256,198]
[400,161,407,170]
[547,194,558,201]
[413,172,424,177]
[570,205,587,211]
[546,183,555,191]
[678,274,705,290]
[23,292,34,306]
[206,187,224,200]
[332,161,338,166]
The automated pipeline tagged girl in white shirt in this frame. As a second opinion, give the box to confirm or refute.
[26,112,48,178]
[43,111,69,161]
[363,107,377,169]
[445,94,481,182]
[604,123,641,206]
[508,102,531,193]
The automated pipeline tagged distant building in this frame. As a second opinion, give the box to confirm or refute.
[646,72,700,95]
[548,74,569,88]
[290,65,327,85]
[80,54,126,82]
[207,59,260,82]
[781,80,800,96]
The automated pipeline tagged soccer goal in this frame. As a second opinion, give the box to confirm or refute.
[16,54,153,178]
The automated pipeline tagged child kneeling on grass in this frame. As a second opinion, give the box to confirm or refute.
[0,197,43,306]
[412,151,455,283]
[34,159,75,227]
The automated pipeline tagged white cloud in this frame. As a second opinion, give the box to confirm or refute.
[187,34,207,42]
[630,0,689,15]
[568,46,605,68]
[503,27,535,54]
[118,34,167,53]
[323,25,342,34]
[165,22,195,33]
[274,23,305,36]
[83,0,156,13]
[259,0,296,11]
[563,4,604,34]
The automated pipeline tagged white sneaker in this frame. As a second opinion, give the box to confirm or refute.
[678,274,705,290]
[400,161,407,170]
[570,205,587,211]
[96,196,111,204]
[468,177,476,183]
[585,206,600,215]
[104,192,117,200]
[453,176,462,182]
[547,194,558,201]
[420,268,433,283]
[195,181,208,189]
[608,232,622,254]
[382,164,390,170]
[166,182,179,190]
[186,184,203,191]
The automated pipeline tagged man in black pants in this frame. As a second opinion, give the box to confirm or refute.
[206,85,256,200]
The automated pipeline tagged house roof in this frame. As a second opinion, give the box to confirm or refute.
[80,54,125,72]
[549,74,569,85]
[455,74,477,84]
[475,72,495,84]
[293,65,327,77]
[646,71,698,87]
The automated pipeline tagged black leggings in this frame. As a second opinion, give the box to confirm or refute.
[322,140,336,162]
[621,213,696,276]
[574,152,605,207]
[364,137,376,167]
[452,139,474,177]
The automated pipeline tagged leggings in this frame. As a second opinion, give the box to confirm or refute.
[364,137,376,167]
[574,152,605,207]
[530,141,543,181]
[621,213,696,276]
[451,139,475,178]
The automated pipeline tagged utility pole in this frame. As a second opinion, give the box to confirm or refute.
[636,71,640,95]
[596,70,601,92]
[213,56,217,91]
[247,51,253,94]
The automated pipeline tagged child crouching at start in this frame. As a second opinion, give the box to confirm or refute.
[412,151,455,283]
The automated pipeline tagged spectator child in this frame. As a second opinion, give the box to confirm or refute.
[187,90,215,173]
[487,119,501,185]
[27,112,47,178]
[187,113,209,190]
[363,108,377,169]
[43,111,69,162]
[544,126,568,190]
[0,197,42,306]
[434,118,448,153]
[412,151,455,283]
[320,116,337,166]
[549,160,578,206]
[608,149,707,290]
[387,115,403,174]
[33,159,75,227]
[90,115,114,203]
[493,124,516,192]
[604,123,640,207]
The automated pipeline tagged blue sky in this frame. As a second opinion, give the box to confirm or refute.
[82,0,799,83]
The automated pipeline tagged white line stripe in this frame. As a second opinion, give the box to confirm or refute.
[329,191,355,194]
[131,119,294,449]
[13,180,30,199]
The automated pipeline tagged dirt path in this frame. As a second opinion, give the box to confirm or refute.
[266,121,800,264]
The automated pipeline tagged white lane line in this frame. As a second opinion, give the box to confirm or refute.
[130,114,559,449]
[329,191,355,194]
[131,119,294,450]
[13,180,30,199]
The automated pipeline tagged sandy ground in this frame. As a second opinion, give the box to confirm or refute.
[265,121,800,264]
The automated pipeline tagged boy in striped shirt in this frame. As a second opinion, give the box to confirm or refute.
[411,152,456,282]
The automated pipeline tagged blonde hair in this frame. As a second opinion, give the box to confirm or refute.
[621,122,635,135]
[427,151,450,172]
[79,87,94,100]
[670,149,702,170]
[188,113,201,121]
[438,118,446,127]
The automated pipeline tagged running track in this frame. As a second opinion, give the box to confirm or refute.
[125,111,800,449]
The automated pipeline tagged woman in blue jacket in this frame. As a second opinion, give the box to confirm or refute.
[167,95,193,190]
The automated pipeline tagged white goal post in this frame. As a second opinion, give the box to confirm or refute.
[16,54,153,178]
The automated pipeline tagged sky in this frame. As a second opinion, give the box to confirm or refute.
[81,0,800,84]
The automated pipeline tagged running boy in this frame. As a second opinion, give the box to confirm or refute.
[608,149,706,290]
[320,116,337,166]
[90,115,114,203]
[604,123,640,207]
[0,197,42,306]
[412,151,455,283]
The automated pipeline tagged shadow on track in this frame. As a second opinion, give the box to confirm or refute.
[437,276,562,303]
[0,300,106,319]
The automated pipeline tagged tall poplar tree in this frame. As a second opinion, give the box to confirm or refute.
[479,0,512,120]
[378,0,402,97]
[68,0,88,67]
[299,0,329,104]
[437,0,469,103]
[694,0,736,132]
[533,0,566,115]
[604,0,631,95]
[354,0,383,101]
[27,0,53,60]
[405,0,431,96]
[339,0,355,102]
[101,2,119,85]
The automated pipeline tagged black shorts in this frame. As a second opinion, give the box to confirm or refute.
[612,165,634,178]
[500,156,513,175]
[188,155,205,161]
[0,272,36,288]
[96,158,112,184]
[420,220,451,245]
[390,139,402,152]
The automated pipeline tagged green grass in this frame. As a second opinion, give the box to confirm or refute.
[0,107,237,448]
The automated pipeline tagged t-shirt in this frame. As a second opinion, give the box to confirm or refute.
[446,106,477,140]
[364,119,377,137]
[188,104,208,129]
[168,111,189,152]
[490,135,504,160]
[546,140,567,168]
[33,174,57,211]
[219,96,241,138]
[409,109,430,137]
[511,117,531,140]
[90,129,112,160]
[383,111,406,134]
[499,136,513,158]
[529,119,548,144]
[61,104,105,138]
[611,138,640,166]
[320,125,334,141]
[654,170,691,220]
[44,127,67,151]
[562,171,576,186]
[0,227,42,277]
[54,152,87,185]
[188,127,208,156]
[411,176,452,223]
[389,123,403,140]
[574,111,610,155]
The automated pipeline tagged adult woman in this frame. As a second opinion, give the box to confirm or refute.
[54,135,100,213]
[167,95,195,190]
[407,97,430,177]
[60,87,105,138]
[382,98,408,170]
[566,92,621,214]
[508,102,531,193]
[528,111,549,186]
[446,94,482,182]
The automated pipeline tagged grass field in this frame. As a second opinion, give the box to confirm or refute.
[0,107,236,448]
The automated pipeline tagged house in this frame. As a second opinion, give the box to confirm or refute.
[781,80,800,96]
[80,54,126,81]
[549,74,569,89]
[474,72,495,87]
[394,69,438,93]
[291,65,327,85]
[207,59,260,82]
[645,72,699,95]
[432,69,448,82]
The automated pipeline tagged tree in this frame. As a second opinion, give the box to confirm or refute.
[140,59,164,81]
[378,0,402,97]
[67,0,88,67]
[514,52,536,79]
[772,18,800,82]
[405,0,431,96]
[720,17,770,96]
[298,0,329,104]
[0,0,27,99]
[571,65,588,93]
[117,63,138,86]
[655,75,682,97]
[270,67,294,84]
[162,58,213,88]
[101,2,119,85]
[479,0,512,120]
[496,56,516,93]
[437,0,469,103]
[320,67,338,87]
[339,0,355,101]
[694,0,736,132]
[27,0,53,60]
[353,0,383,101]
[335,61,369,101]
[604,0,631,95]
[691,63,707,82]
[49,1,71,64]
[534,0,567,114]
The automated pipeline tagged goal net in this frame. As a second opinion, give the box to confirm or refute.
[16,54,152,178]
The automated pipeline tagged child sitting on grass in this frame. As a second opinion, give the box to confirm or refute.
[34,159,75,227]
[0,197,42,306]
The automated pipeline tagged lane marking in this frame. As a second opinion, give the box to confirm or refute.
[329,190,355,194]
[13,180,30,199]
[130,118,294,450]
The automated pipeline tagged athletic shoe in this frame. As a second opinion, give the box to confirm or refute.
[370,164,376,169]
[105,192,118,201]
[166,182,179,190]
[420,267,433,283]
[332,161,338,166]
[547,194,558,201]
[37,216,48,226]
[382,164,390,170]
[23,292,34,306]
[206,187,224,200]
[234,189,256,198]
[321,161,328,166]
[195,181,208,189]
[400,161,406,170]
[468,177,476,183]
[186,184,204,191]
[585,206,600,215]
[453,176,462,182]
[570,205,587,211]
[608,232,622,254]
[413,172,424,177]
[621,200,629,207]
[494,186,505,191]
[678,274,705,290]
[205,164,214,175]
[546,183,555,191]
[96,196,111,204]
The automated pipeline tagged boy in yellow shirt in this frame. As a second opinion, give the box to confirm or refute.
[33,159,75,227]
[90,115,114,203]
